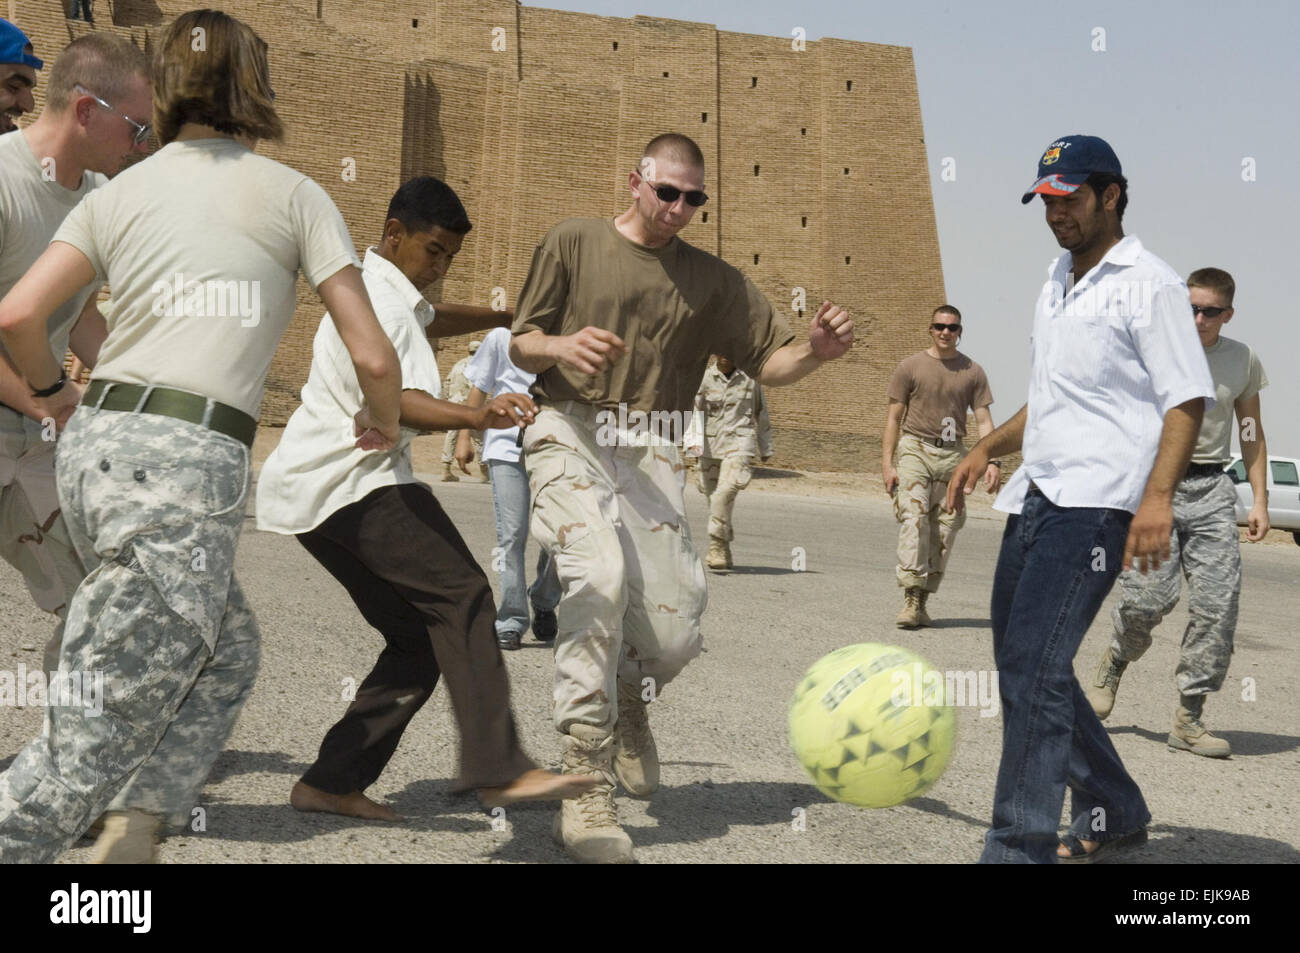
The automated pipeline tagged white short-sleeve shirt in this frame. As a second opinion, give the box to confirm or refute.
[256,248,441,535]
[995,236,1215,515]
[464,326,536,464]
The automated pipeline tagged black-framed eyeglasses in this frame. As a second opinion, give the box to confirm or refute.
[1192,305,1228,318]
[931,322,962,333]
[75,83,152,146]
[638,173,708,208]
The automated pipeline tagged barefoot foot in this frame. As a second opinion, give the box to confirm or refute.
[478,769,600,808]
[290,781,401,821]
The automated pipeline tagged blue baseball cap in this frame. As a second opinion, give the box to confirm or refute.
[0,18,42,70]
[1021,135,1121,204]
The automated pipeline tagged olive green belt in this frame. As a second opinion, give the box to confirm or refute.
[83,380,257,448]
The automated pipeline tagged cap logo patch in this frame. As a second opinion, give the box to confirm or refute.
[1042,146,1061,165]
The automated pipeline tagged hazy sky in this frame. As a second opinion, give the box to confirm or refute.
[529,0,1299,458]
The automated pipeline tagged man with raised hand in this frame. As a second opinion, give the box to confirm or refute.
[947,135,1214,864]
[0,33,151,677]
[882,305,997,627]
[1087,267,1269,757]
[511,132,853,863]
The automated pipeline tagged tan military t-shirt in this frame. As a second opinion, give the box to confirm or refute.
[1192,335,1267,464]
[887,351,993,440]
[0,130,106,373]
[53,137,359,418]
[511,217,794,413]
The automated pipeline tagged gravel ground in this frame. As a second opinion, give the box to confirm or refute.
[1,441,1296,864]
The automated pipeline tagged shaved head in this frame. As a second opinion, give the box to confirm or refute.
[640,133,704,177]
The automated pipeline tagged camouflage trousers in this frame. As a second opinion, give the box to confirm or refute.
[1110,471,1240,697]
[0,411,87,674]
[0,406,258,862]
[696,454,753,541]
[893,434,966,591]
[524,403,707,732]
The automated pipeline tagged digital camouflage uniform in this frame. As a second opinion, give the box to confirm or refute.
[0,412,85,674]
[684,365,773,543]
[0,407,258,861]
[893,434,967,592]
[524,402,707,731]
[440,353,483,466]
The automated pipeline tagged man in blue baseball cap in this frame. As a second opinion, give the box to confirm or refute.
[947,134,1215,863]
[0,18,42,134]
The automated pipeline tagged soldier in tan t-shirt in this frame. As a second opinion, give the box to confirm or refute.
[882,305,997,628]
[511,132,854,864]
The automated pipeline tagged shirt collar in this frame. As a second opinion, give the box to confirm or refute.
[362,247,436,327]
[1048,235,1145,289]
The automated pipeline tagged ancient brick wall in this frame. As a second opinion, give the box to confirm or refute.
[13,0,948,472]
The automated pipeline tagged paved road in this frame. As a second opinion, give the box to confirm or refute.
[2,473,1297,863]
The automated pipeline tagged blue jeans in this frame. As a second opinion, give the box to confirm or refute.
[980,487,1151,864]
[489,459,560,638]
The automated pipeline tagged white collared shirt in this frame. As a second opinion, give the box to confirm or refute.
[465,326,535,464]
[994,236,1215,516]
[256,247,442,534]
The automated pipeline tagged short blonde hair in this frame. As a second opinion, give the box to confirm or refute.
[45,33,149,112]
[153,9,282,145]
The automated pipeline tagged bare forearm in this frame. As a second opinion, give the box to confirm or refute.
[974,404,1027,458]
[1242,433,1269,504]
[1142,399,1205,501]
[400,390,482,433]
[510,329,556,374]
[428,304,512,338]
[882,413,901,467]
[758,342,822,387]
[0,356,45,419]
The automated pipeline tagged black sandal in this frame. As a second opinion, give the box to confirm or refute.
[1058,829,1148,864]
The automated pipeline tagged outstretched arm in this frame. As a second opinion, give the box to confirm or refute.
[427,303,512,339]
[758,301,853,386]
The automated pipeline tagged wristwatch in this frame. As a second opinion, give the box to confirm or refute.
[30,370,68,398]
[988,459,1002,468]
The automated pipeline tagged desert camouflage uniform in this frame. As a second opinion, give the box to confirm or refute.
[0,411,86,674]
[893,434,966,592]
[441,354,482,464]
[684,366,773,542]
[524,402,707,731]
[1110,471,1239,697]
[0,406,259,861]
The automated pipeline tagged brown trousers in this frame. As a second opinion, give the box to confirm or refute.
[296,484,535,792]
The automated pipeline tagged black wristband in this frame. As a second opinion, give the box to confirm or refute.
[31,370,68,399]
[988,459,1002,468]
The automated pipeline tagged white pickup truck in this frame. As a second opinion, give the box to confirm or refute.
[1224,455,1300,545]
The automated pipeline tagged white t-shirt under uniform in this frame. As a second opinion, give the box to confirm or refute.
[995,236,1216,516]
[464,325,536,465]
[256,248,442,535]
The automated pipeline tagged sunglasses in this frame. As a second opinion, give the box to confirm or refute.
[639,174,708,207]
[75,83,152,146]
[1191,305,1228,318]
[931,322,962,333]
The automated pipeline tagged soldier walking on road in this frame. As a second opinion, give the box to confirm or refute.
[440,340,486,482]
[1087,267,1269,757]
[883,305,997,628]
[683,355,773,571]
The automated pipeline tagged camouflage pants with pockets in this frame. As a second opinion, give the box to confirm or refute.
[0,405,258,861]
[893,433,966,592]
[524,403,707,732]
[696,454,753,541]
[1110,471,1240,697]
[0,412,87,674]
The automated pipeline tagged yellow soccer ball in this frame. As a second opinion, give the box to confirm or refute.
[788,643,956,808]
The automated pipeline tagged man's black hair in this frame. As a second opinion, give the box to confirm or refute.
[386,176,472,235]
[1085,172,1128,223]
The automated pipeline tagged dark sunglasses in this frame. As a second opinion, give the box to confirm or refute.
[931,322,962,333]
[1192,305,1228,318]
[640,175,708,207]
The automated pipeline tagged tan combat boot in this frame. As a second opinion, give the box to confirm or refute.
[1086,647,1128,720]
[440,461,459,482]
[553,724,635,864]
[614,680,660,797]
[723,539,733,569]
[706,536,728,571]
[1168,705,1231,758]
[916,590,933,627]
[895,588,923,629]
[89,810,160,864]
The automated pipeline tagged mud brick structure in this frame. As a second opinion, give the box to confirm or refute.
[14,0,947,471]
